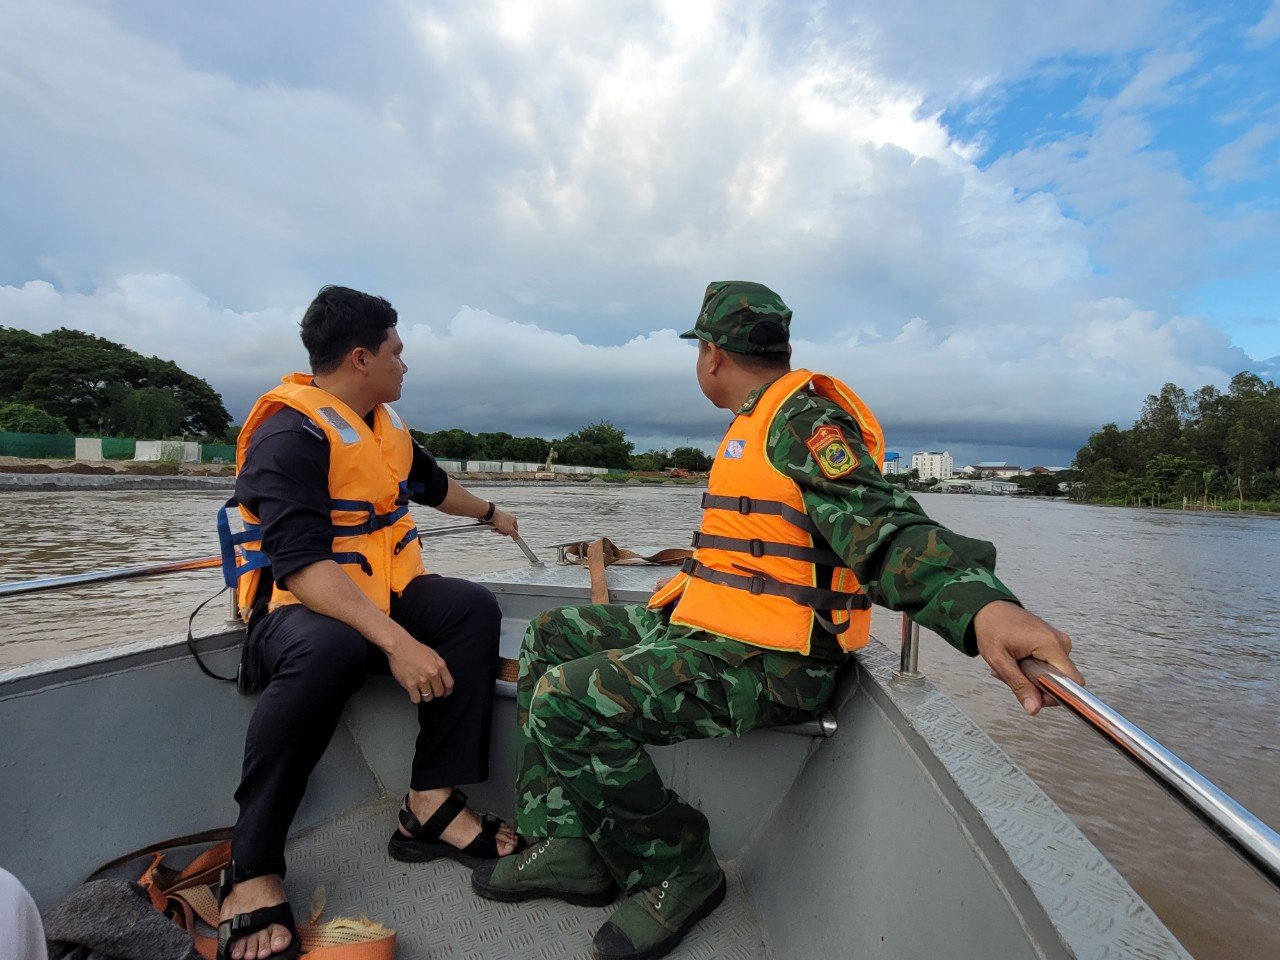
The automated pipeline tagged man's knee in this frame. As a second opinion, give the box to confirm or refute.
[526,668,579,742]
[528,658,634,745]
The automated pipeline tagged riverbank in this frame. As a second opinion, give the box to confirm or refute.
[0,457,707,491]
[1076,497,1280,519]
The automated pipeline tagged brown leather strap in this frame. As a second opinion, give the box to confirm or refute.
[561,537,693,607]
[86,827,236,882]
[497,656,520,683]
[586,538,611,604]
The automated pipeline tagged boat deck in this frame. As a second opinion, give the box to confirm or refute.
[284,798,769,960]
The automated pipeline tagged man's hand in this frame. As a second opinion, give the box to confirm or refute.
[487,507,519,538]
[973,601,1083,716]
[385,628,455,704]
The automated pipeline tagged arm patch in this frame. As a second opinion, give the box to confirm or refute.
[805,425,858,479]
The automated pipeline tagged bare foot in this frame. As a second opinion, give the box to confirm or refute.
[401,787,519,855]
[219,874,293,960]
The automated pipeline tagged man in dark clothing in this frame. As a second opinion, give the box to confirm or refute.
[219,286,522,960]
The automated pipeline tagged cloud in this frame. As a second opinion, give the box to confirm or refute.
[1246,1,1280,47]
[1205,116,1280,186]
[0,274,1255,466]
[0,0,1274,465]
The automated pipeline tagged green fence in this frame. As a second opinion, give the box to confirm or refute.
[0,431,75,458]
[101,438,136,460]
[201,443,235,463]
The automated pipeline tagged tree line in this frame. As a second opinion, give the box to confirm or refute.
[412,421,713,472]
[0,327,232,440]
[1073,372,1280,507]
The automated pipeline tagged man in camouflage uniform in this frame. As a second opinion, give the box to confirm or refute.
[473,282,1084,960]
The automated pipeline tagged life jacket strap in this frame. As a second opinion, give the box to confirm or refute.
[680,558,869,633]
[691,531,843,566]
[393,526,421,555]
[329,502,410,536]
[700,492,819,535]
[333,552,374,576]
[216,501,270,588]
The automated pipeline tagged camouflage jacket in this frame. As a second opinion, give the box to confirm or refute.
[743,375,1018,658]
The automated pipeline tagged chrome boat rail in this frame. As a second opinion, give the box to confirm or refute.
[892,611,1280,891]
[1023,659,1280,892]
[0,521,542,598]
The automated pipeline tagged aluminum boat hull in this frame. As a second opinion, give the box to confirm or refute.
[0,562,1189,958]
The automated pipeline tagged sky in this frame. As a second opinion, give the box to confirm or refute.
[1,0,1277,467]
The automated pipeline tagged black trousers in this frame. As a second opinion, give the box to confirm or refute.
[231,574,502,877]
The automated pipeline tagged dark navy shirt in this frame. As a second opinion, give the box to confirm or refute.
[235,407,449,589]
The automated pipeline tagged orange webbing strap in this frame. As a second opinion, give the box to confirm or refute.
[561,538,693,606]
[587,539,610,604]
[95,831,396,960]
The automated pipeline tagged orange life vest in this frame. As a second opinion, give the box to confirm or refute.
[218,373,427,620]
[648,369,885,655]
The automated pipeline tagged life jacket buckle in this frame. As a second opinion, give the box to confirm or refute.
[748,538,765,558]
[680,557,697,575]
[736,496,753,514]
[748,575,766,595]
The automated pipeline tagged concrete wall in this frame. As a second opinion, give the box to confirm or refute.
[133,440,200,462]
[74,438,103,461]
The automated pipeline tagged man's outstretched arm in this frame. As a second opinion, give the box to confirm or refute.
[768,394,1083,713]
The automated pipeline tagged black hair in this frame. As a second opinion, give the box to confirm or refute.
[299,285,398,374]
[699,338,792,374]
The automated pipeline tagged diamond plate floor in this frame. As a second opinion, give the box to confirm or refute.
[284,798,770,960]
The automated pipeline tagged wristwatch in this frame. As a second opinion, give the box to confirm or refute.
[480,501,496,523]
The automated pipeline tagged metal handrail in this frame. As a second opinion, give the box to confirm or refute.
[1023,659,1280,892]
[0,521,542,598]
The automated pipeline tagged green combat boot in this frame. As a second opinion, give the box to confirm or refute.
[592,863,727,960]
[471,837,618,907]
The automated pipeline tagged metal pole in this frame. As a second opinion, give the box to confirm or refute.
[0,556,223,598]
[1023,659,1280,892]
[895,613,923,683]
[0,521,544,599]
[511,534,544,566]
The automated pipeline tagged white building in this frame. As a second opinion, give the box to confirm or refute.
[971,479,1021,495]
[881,451,902,475]
[911,450,953,481]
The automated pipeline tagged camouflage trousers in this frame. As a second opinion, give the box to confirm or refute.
[514,603,839,892]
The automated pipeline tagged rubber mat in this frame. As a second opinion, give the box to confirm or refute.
[284,797,771,959]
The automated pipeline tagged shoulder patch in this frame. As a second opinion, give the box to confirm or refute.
[805,424,858,479]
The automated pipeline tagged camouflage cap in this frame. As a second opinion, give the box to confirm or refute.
[679,281,792,354]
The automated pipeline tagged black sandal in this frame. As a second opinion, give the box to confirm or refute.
[387,788,528,868]
[216,862,301,960]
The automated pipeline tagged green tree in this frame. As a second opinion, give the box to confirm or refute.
[102,386,187,439]
[415,428,478,459]
[555,421,633,469]
[0,401,69,434]
[2,327,230,436]
[0,328,54,398]
[1012,473,1064,496]
[670,446,712,471]
[629,450,671,471]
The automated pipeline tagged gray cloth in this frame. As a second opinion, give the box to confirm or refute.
[0,867,46,960]
[43,880,198,960]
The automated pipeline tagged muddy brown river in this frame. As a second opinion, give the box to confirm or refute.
[0,486,1276,957]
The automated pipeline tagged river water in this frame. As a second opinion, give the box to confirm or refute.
[1,486,1276,957]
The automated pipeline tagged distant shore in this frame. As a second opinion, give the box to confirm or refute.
[0,457,706,492]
